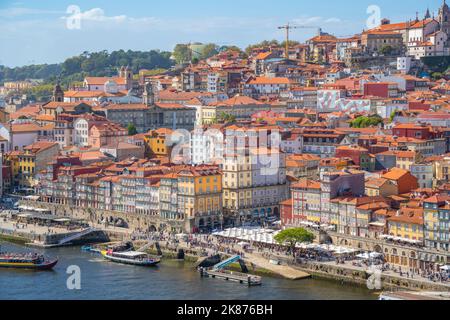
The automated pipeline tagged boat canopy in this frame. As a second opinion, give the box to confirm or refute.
[113,251,147,258]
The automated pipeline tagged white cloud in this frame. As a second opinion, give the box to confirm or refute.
[325,18,342,23]
[292,16,342,26]
[0,7,63,17]
[76,8,127,23]
[60,8,128,24]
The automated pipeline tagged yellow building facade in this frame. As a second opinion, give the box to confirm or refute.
[144,128,173,158]
[387,208,424,241]
[177,166,223,232]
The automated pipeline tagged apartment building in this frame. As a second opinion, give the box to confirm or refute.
[222,147,287,225]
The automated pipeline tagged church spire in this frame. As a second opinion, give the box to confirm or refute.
[425,7,431,19]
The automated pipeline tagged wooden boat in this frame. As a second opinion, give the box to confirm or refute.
[0,252,58,270]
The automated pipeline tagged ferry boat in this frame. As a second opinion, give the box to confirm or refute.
[0,252,58,270]
[101,250,160,267]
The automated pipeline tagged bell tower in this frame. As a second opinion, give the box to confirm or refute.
[439,0,450,46]
[52,81,64,103]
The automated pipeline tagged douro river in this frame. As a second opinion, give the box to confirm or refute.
[0,242,376,300]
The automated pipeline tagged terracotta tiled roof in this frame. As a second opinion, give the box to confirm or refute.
[255,52,273,60]
[9,123,43,133]
[372,21,410,31]
[85,77,127,85]
[410,18,436,29]
[23,141,58,153]
[291,179,321,190]
[248,77,290,85]
[388,208,424,225]
[424,194,450,204]
[382,168,409,181]
[366,178,389,188]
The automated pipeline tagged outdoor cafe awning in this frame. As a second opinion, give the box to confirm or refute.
[53,218,71,222]
[381,234,422,244]
[24,195,40,201]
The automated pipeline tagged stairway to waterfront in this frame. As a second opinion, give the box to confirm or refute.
[58,228,97,246]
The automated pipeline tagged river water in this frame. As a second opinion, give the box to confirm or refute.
[0,241,377,300]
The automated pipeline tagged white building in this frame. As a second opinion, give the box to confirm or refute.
[397,57,412,72]
[281,135,303,154]
[207,73,219,93]
[73,118,90,147]
[376,100,408,119]
[408,19,448,59]
[191,127,224,165]
[64,81,141,104]
[243,77,290,99]
[0,121,43,151]
[411,163,434,189]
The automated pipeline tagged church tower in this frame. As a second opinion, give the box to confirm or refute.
[143,81,155,106]
[119,66,133,90]
[425,8,431,19]
[52,82,64,102]
[439,0,450,46]
[119,66,126,78]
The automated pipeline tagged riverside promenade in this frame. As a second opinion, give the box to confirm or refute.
[145,234,311,280]
[0,218,84,243]
[130,234,311,280]
[242,252,310,280]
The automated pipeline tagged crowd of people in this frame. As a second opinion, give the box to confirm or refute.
[120,228,450,286]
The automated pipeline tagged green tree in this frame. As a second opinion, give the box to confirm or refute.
[218,112,236,123]
[1,49,174,84]
[23,84,55,102]
[200,43,219,60]
[389,110,398,123]
[350,115,383,128]
[127,123,138,136]
[245,40,280,55]
[379,45,393,56]
[172,44,191,65]
[274,228,315,256]
[431,72,444,81]
[219,45,242,53]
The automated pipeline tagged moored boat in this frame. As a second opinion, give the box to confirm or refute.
[0,252,58,270]
[81,245,102,254]
[101,250,160,267]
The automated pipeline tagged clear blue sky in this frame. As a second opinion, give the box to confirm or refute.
[0,0,443,67]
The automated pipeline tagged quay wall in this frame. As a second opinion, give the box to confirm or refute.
[18,200,187,233]
[0,226,109,246]
[292,260,450,292]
